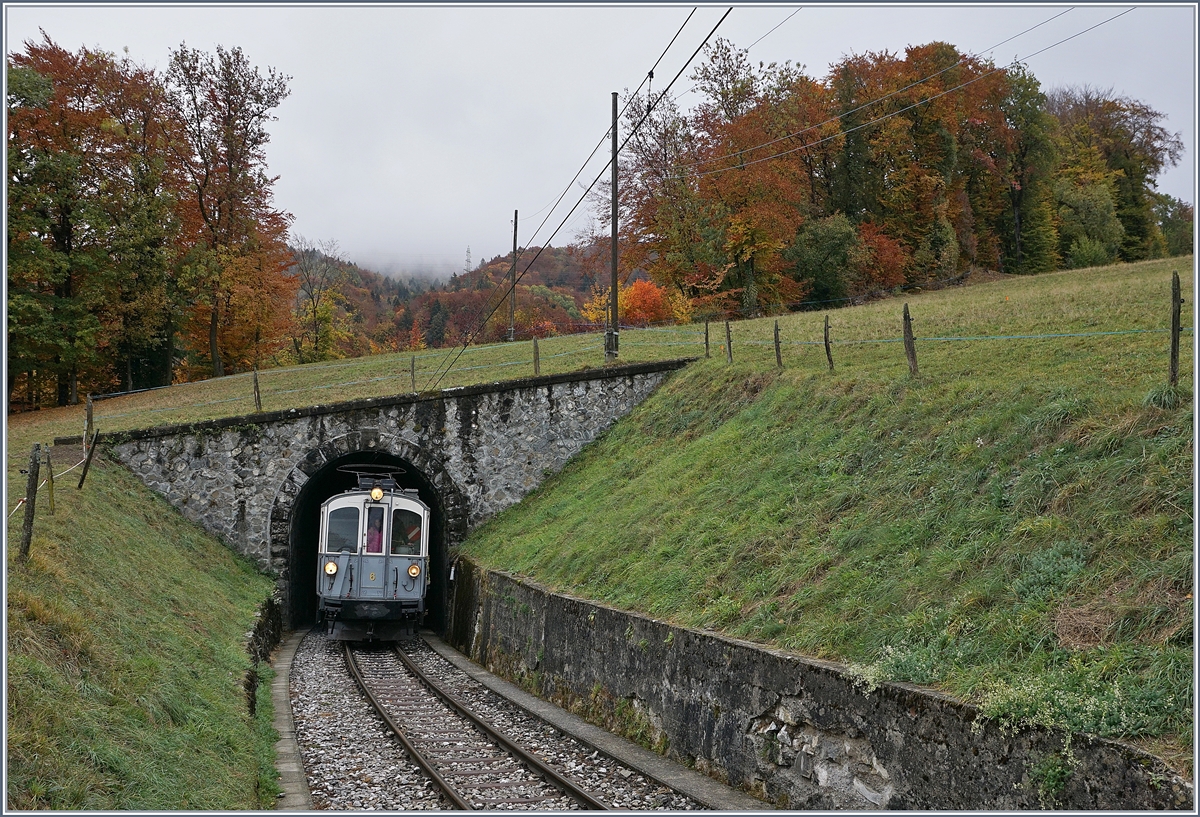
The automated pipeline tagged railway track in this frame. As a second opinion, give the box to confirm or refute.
[344,641,607,810]
[290,631,704,810]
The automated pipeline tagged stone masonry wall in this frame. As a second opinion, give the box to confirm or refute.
[88,361,687,580]
[446,561,1193,811]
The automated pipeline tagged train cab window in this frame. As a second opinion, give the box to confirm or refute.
[365,506,385,554]
[391,509,422,556]
[326,507,360,553]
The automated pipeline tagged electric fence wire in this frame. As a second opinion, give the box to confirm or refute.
[683,7,1134,179]
[679,6,1074,171]
[417,8,702,390]
[422,7,734,393]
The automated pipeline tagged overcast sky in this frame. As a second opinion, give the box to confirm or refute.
[5,2,1196,278]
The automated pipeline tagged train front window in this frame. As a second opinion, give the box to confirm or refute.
[391,509,421,556]
[365,506,385,554]
[326,507,360,553]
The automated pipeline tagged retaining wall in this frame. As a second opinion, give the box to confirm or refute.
[446,561,1193,810]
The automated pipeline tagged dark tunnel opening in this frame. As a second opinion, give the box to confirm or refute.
[288,450,450,634]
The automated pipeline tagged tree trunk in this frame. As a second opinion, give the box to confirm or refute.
[57,367,70,407]
[209,294,224,377]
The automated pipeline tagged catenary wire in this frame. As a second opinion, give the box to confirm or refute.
[423,8,733,392]
[680,6,1075,171]
[682,6,1133,179]
[419,8,701,387]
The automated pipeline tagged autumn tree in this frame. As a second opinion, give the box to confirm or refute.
[1046,86,1183,261]
[7,34,188,405]
[1154,193,1194,257]
[165,42,294,376]
[291,236,347,363]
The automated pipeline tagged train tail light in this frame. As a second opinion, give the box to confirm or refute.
[407,563,421,578]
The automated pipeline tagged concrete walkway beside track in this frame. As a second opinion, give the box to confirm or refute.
[271,630,313,811]
[422,632,769,811]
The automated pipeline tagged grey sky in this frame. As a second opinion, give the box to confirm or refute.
[5,2,1196,279]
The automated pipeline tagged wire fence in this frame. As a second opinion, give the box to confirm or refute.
[81,319,1192,423]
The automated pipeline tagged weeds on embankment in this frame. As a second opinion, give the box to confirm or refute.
[462,257,1195,772]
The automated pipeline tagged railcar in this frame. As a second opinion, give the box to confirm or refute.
[317,468,431,641]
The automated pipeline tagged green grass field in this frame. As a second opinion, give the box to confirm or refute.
[461,257,1195,771]
[5,256,1194,804]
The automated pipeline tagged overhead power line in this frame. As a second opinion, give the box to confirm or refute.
[681,6,1075,172]
[423,7,733,393]
[683,6,1134,180]
[518,8,698,234]
[418,8,702,391]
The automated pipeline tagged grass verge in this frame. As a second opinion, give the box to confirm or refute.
[5,441,279,809]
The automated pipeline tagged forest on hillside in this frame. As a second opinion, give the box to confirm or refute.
[6,34,1193,410]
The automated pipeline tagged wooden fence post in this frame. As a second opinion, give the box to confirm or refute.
[410,356,417,392]
[704,320,710,358]
[1170,271,1182,387]
[252,368,263,412]
[85,394,94,451]
[725,321,733,364]
[78,429,99,490]
[44,446,55,516]
[533,337,541,376]
[824,315,834,371]
[19,444,40,561]
[903,303,919,377]
[774,320,783,368]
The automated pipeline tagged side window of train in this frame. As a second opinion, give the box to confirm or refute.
[327,507,360,552]
[391,509,421,556]
[365,506,385,554]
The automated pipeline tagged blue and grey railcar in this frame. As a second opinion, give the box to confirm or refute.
[317,471,431,641]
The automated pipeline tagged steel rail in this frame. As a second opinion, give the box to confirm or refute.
[342,642,473,810]
[396,640,610,810]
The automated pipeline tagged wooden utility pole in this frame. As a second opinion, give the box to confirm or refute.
[902,303,919,377]
[19,444,40,561]
[508,210,518,342]
[824,315,834,371]
[605,91,619,362]
[1170,271,1182,387]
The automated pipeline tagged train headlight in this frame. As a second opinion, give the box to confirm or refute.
[324,560,339,576]
[407,563,421,578]
[370,485,384,501]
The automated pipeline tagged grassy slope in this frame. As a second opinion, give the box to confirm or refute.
[461,258,1195,771]
[4,257,1193,802]
[6,418,278,809]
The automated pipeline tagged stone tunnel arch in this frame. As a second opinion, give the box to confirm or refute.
[268,430,469,632]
